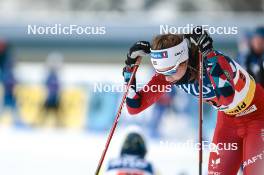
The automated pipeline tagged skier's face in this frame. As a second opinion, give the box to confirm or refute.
[157,61,188,83]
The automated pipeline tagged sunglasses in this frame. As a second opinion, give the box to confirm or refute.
[155,64,179,76]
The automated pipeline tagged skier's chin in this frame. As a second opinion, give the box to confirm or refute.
[165,74,182,83]
[165,77,179,84]
[168,80,178,84]
[171,77,184,83]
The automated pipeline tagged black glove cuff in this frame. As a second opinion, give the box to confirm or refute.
[125,53,136,66]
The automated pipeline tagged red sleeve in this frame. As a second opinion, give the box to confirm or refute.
[126,73,171,115]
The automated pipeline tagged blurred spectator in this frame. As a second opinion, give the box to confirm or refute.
[237,30,251,65]
[41,52,63,127]
[0,40,9,74]
[105,128,156,175]
[0,40,23,126]
[149,86,176,138]
[244,27,264,87]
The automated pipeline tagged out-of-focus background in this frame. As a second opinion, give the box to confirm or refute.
[0,0,263,175]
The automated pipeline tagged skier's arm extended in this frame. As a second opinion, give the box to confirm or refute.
[122,41,171,115]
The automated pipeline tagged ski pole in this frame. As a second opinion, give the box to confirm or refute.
[198,52,203,175]
[95,57,142,175]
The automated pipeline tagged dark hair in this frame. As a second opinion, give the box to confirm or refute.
[151,34,199,81]
[121,132,147,158]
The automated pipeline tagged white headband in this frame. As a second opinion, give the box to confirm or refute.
[150,39,189,70]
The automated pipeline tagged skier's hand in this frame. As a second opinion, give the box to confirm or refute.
[125,41,151,66]
[122,66,134,84]
[190,26,213,56]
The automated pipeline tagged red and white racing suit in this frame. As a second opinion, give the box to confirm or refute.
[125,50,264,175]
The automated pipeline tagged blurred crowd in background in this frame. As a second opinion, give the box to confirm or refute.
[0,0,263,175]
[0,26,263,136]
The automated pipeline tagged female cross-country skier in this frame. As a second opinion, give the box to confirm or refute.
[122,26,264,175]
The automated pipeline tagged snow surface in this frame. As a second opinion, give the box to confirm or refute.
[0,126,210,175]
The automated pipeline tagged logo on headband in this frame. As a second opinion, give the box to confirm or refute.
[175,50,184,56]
[150,51,168,59]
